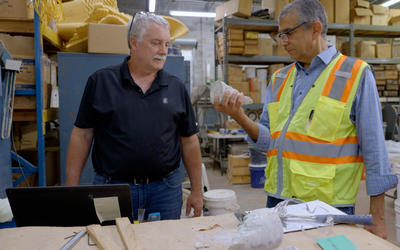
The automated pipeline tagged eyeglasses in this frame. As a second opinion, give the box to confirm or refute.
[276,22,308,43]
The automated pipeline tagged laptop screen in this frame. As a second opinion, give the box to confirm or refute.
[6,184,133,227]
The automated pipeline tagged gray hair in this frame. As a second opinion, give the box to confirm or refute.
[127,12,170,48]
[278,0,328,39]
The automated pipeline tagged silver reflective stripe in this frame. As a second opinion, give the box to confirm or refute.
[334,71,352,79]
[328,56,358,101]
[275,73,287,78]
[269,137,278,150]
[270,63,294,102]
[283,138,360,158]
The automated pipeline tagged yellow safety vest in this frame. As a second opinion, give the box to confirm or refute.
[266,53,368,206]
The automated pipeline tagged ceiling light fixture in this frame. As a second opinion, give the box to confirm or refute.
[169,10,216,18]
[381,0,400,7]
[149,0,156,12]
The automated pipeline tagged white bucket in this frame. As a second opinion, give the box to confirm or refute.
[395,199,400,243]
[203,189,240,216]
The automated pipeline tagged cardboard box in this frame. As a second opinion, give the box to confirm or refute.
[392,43,400,58]
[390,9,400,23]
[227,154,250,184]
[229,175,251,184]
[385,70,398,80]
[320,0,334,23]
[249,91,261,103]
[386,84,399,90]
[274,44,289,57]
[13,83,51,109]
[375,71,385,80]
[383,90,399,97]
[376,80,386,86]
[18,122,37,150]
[371,5,389,15]
[372,14,388,25]
[352,15,370,25]
[228,46,244,54]
[245,31,258,40]
[0,0,34,19]
[376,44,391,58]
[215,0,252,21]
[385,65,397,70]
[353,8,373,17]
[351,0,370,9]
[245,39,258,45]
[356,41,376,58]
[243,44,259,55]
[229,40,245,47]
[229,81,250,93]
[228,64,243,77]
[335,0,350,24]
[228,154,250,168]
[88,23,129,55]
[258,37,273,56]
[228,33,244,41]
[274,0,290,20]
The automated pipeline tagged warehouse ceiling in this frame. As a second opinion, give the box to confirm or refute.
[117,0,399,15]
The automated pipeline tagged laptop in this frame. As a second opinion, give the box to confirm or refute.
[6,184,133,227]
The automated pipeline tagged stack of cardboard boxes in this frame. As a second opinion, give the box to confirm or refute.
[374,65,399,98]
[228,28,245,55]
[244,31,259,56]
[227,154,251,184]
[350,0,389,26]
[227,64,268,103]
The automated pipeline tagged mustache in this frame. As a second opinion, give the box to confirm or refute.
[154,55,167,60]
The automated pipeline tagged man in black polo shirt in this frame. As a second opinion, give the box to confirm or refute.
[65,12,203,220]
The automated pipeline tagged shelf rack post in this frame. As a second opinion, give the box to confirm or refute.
[34,5,46,186]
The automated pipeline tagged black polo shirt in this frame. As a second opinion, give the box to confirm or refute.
[75,57,198,178]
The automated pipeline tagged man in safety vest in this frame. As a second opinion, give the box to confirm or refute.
[214,0,398,239]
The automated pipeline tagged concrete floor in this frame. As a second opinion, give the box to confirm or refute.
[204,163,400,247]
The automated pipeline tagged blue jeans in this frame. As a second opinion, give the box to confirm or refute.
[93,168,183,221]
[266,196,355,215]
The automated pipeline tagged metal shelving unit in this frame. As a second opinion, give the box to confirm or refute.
[215,17,400,90]
[4,7,62,186]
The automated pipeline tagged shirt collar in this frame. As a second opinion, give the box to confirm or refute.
[120,56,168,87]
[295,45,338,71]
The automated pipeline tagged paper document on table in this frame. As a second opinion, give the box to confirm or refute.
[93,196,121,223]
[283,200,346,233]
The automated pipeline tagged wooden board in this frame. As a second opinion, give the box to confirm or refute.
[87,224,121,250]
[115,217,145,250]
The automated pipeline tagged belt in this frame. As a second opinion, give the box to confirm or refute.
[99,170,175,185]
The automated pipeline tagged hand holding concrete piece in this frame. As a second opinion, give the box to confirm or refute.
[210,80,253,105]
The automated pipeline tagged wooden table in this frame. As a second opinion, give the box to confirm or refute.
[0,213,398,250]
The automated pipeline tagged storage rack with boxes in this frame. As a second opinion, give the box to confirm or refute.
[215,0,400,102]
[0,4,61,186]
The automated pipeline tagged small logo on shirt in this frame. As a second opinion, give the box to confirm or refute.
[163,97,168,104]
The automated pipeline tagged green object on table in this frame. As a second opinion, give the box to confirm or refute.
[317,234,358,250]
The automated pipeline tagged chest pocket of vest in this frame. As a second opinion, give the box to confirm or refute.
[306,96,346,142]
[268,102,279,133]
[289,160,336,204]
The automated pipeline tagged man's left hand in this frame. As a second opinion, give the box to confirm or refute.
[365,193,387,239]
[364,216,387,239]
[186,191,203,217]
